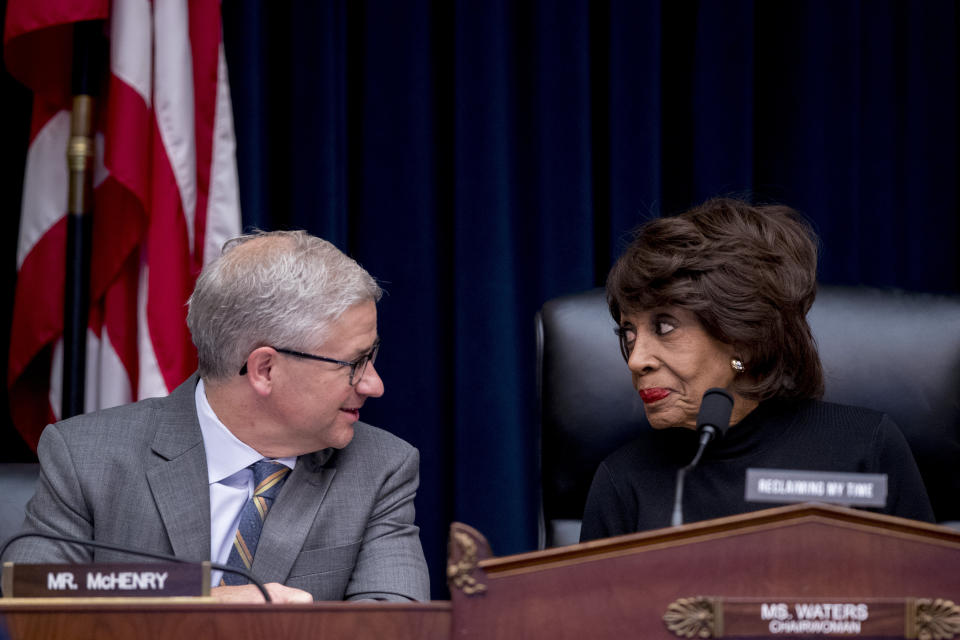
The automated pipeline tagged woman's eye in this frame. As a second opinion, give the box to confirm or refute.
[656,321,675,335]
[616,327,636,352]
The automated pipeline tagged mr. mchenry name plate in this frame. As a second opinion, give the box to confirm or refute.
[2,561,210,598]
[745,469,887,507]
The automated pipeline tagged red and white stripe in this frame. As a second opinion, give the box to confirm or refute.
[5,0,241,449]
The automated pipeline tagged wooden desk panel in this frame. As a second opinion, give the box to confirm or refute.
[447,505,960,640]
[0,600,452,640]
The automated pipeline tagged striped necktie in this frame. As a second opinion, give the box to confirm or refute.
[221,460,291,585]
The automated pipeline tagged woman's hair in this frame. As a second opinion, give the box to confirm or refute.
[187,230,382,381]
[607,197,824,400]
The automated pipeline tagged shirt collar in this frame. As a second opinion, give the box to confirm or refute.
[195,378,296,484]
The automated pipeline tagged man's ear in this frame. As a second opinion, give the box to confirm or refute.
[244,347,276,397]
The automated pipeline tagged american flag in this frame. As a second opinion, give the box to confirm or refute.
[5,0,241,449]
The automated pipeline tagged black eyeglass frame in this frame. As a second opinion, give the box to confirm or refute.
[239,338,381,385]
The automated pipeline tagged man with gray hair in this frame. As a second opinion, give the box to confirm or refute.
[3,231,430,603]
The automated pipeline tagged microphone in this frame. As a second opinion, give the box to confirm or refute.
[670,387,735,527]
[696,387,735,446]
[0,531,272,602]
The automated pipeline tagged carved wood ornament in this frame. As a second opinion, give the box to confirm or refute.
[663,597,718,639]
[446,524,488,596]
[912,598,960,640]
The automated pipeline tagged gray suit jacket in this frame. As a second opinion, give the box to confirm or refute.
[2,376,429,601]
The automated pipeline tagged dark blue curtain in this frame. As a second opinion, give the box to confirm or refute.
[220,0,959,599]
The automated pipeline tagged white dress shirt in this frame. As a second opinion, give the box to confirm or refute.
[194,379,295,586]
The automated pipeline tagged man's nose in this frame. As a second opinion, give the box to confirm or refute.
[357,362,385,397]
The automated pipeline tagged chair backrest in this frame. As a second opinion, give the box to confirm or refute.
[536,285,960,547]
[0,463,40,551]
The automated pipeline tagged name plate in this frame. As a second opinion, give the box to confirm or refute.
[2,561,210,598]
[664,596,960,638]
[745,469,887,507]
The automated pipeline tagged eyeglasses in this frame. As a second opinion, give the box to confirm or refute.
[239,338,381,386]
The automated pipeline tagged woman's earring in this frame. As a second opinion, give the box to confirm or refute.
[731,358,745,373]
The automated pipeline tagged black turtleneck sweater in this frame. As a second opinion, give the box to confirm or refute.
[579,399,935,542]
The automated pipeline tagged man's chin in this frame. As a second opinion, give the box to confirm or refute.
[271,425,355,457]
[325,423,356,450]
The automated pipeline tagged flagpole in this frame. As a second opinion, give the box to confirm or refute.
[62,21,105,420]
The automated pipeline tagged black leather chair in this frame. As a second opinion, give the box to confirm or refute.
[0,463,40,551]
[536,285,960,547]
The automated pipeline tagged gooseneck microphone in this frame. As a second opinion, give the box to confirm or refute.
[0,531,272,602]
[670,387,734,527]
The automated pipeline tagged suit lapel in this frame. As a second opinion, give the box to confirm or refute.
[146,375,212,561]
[251,449,336,582]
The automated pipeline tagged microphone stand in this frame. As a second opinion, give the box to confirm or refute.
[670,388,734,527]
[670,429,715,527]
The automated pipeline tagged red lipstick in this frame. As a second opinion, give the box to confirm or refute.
[638,388,670,404]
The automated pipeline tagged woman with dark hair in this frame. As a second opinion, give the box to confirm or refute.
[579,197,934,540]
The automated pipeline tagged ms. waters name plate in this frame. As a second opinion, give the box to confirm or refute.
[2,561,210,597]
[664,597,960,638]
